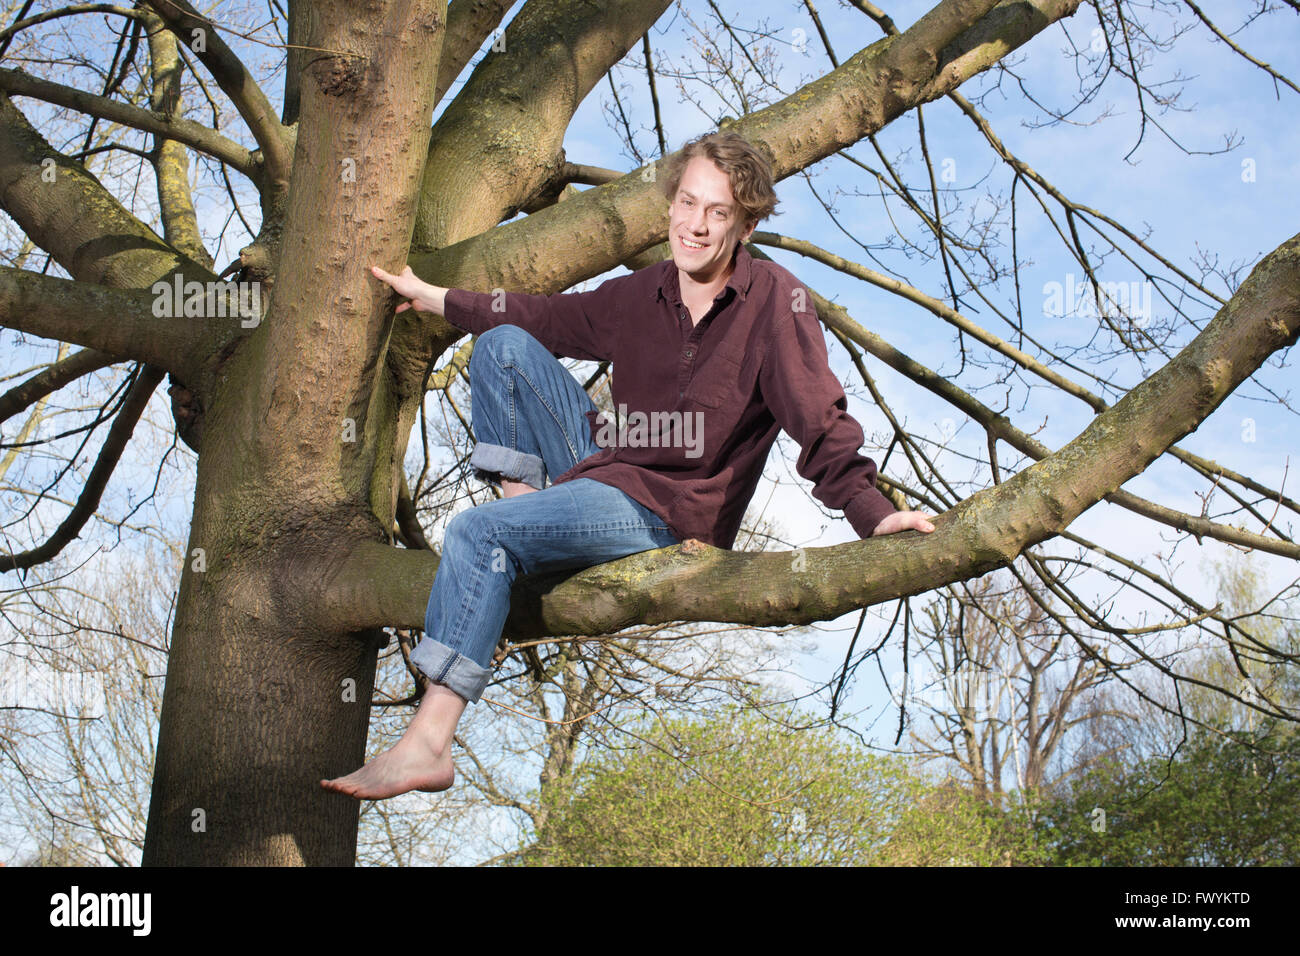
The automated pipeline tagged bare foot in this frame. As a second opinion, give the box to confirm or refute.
[320,736,454,800]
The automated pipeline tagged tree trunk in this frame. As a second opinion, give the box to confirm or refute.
[142,0,447,865]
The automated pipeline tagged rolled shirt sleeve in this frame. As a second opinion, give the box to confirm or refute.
[758,285,897,538]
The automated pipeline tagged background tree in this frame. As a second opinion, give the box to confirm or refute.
[0,0,1296,865]
[1035,555,1300,865]
[1036,721,1300,865]
[524,703,918,865]
[886,568,1128,807]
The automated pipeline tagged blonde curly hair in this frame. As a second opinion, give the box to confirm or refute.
[661,131,779,226]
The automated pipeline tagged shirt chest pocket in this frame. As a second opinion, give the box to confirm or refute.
[685,350,744,408]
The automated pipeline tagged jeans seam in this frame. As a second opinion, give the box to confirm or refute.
[499,356,585,471]
[474,512,671,535]
[434,650,458,684]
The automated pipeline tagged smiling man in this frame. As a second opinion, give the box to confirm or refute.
[321,131,934,801]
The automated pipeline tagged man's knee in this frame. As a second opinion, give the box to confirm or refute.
[446,506,525,574]
[447,507,492,547]
[470,324,540,375]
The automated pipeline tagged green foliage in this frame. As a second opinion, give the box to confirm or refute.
[1035,722,1300,865]
[516,553,1300,867]
[520,705,1047,866]
[1035,556,1300,865]
[877,781,1052,866]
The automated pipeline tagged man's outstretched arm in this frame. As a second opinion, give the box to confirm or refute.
[759,282,935,538]
[370,263,619,362]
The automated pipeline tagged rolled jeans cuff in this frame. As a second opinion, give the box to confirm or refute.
[409,636,493,704]
[470,442,546,490]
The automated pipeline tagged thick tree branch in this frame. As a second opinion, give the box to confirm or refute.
[0,91,233,395]
[808,280,1300,560]
[410,0,1082,302]
[0,90,194,287]
[0,267,222,381]
[143,7,216,270]
[400,0,1080,375]
[414,0,672,249]
[436,0,515,105]
[754,231,1300,524]
[141,0,292,204]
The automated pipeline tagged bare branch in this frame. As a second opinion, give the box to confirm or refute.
[0,4,142,47]
[0,68,257,178]
[1180,0,1299,98]
[0,365,164,572]
[0,348,116,427]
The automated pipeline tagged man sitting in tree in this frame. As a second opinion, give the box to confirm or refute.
[322,131,935,800]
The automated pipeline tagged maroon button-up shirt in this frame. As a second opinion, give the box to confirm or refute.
[442,242,897,549]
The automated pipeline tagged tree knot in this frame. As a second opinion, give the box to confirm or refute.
[308,55,366,97]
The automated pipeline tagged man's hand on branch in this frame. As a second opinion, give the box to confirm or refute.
[871,510,936,536]
[371,264,447,316]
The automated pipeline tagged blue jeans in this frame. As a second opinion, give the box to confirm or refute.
[409,325,680,703]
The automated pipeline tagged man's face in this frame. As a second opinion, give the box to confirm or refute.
[668,155,757,286]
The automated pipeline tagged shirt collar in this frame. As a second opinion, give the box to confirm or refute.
[655,240,754,304]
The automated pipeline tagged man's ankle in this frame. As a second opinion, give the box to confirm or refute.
[501,478,537,497]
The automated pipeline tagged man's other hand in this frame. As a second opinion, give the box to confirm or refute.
[871,510,936,536]
[371,264,446,315]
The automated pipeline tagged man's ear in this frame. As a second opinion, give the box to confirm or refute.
[740,218,757,242]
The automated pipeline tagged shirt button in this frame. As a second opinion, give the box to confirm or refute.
[684,348,694,358]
